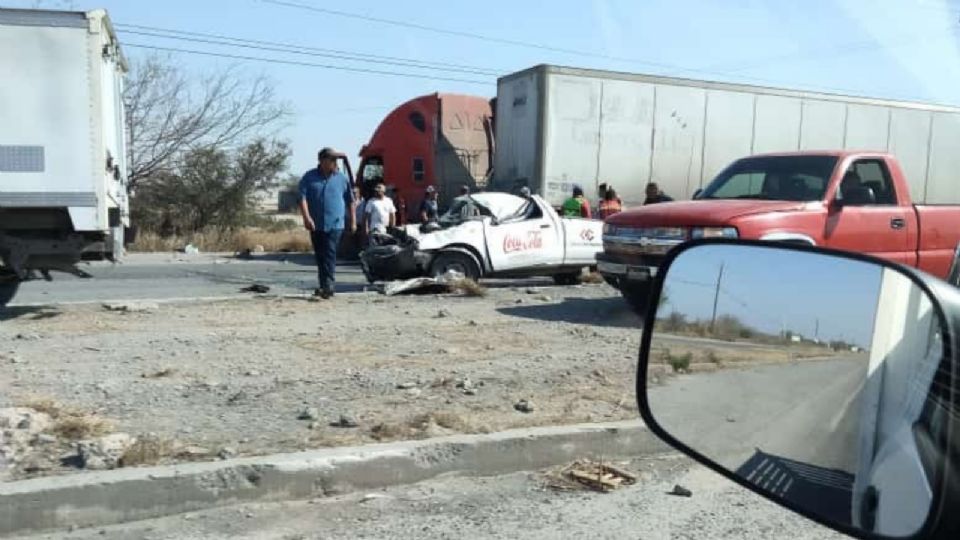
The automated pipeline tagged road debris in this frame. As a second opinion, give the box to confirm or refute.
[77,433,136,470]
[240,284,270,294]
[381,270,484,297]
[544,459,638,492]
[297,407,320,421]
[102,301,159,313]
[514,399,535,413]
[668,484,693,497]
[330,414,359,428]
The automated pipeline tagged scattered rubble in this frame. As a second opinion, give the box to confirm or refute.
[544,459,638,492]
[102,301,159,313]
[240,284,270,294]
[330,414,359,428]
[514,399,535,413]
[297,407,320,421]
[77,433,136,470]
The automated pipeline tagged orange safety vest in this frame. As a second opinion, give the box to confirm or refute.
[599,199,622,219]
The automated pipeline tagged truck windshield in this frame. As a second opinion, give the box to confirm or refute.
[700,156,838,201]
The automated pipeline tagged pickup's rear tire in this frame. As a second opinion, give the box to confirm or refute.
[621,281,653,316]
[552,272,581,286]
[0,269,20,308]
[430,251,481,281]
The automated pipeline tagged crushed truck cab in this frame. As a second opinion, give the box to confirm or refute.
[361,193,602,284]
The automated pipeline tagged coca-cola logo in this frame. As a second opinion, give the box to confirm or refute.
[503,230,543,253]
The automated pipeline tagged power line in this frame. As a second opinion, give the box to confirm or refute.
[257,0,948,102]
[122,43,494,86]
[258,0,707,73]
[115,23,504,77]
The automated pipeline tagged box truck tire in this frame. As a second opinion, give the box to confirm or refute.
[620,281,652,315]
[0,269,19,307]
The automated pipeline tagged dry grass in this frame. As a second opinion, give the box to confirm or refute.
[52,415,113,440]
[120,435,174,467]
[20,397,67,418]
[130,228,312,253]
[20,396,114,440]
[370,411,472,442]
[448,278,487,297]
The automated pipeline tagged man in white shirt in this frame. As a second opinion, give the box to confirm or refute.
[364,183,396,237]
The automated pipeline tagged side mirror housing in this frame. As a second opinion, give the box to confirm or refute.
[692,188,703,199]
[637,239,960,540]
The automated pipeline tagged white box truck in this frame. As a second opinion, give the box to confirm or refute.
[0,8,129,306]
[491,64,960,207]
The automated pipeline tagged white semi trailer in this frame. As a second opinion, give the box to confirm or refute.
[492,64,960,208]
[0,8,129,306]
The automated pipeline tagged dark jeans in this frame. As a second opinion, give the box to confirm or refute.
[310,229,343,291]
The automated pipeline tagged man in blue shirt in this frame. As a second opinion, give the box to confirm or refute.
[299,147,356,298]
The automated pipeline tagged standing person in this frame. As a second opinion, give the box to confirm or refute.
[353,185,367,252]
[599,187,623,219]
[390,186,408,227]
[561,185,592,218]
[453,184,471,204]
[298,147,356,299]
[364,183,397,238]
[644,182,674,205]
[419,185,440,223]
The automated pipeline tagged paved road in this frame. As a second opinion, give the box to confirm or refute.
[12,455,844,540]
[8,253,568,306]
[648,356,866,525]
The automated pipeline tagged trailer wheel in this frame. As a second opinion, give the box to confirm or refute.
[621,281,653,316]
[0,269,20,308]
[431,251,481,281]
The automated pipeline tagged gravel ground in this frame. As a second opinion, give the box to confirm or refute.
[10,455,845,540]
[0,282,798,479]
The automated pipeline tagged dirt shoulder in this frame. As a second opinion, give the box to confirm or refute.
[0,283,815,480]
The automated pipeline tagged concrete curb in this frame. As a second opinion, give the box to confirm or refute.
[0,420,666,536]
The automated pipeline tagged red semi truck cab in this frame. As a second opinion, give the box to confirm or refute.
[357,93,493,222]
[598,151,960,311]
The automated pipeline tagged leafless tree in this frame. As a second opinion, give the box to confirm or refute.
[124,56,290,191]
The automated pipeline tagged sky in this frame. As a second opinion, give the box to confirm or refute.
[662,244,884,347]
[8,0,960,175]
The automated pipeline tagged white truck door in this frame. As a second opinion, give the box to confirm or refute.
[484,198,563,272]
[561,218,603,265]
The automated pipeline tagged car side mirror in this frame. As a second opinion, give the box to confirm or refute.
[692,188,703,199]
[637,240,959,539]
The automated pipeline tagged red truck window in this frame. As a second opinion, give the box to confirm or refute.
[412,157,425,182]
[842,160,898,205]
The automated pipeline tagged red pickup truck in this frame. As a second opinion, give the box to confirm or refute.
[598,151,960,312]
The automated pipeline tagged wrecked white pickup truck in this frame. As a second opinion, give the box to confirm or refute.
[360,193,603,284]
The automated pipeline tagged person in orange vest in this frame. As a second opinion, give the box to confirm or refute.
[599,187,623,219]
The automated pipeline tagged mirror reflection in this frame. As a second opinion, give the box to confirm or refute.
[647,244,944,538]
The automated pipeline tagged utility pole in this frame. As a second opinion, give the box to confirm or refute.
[815,318,819,341]
[710,263,724,334]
